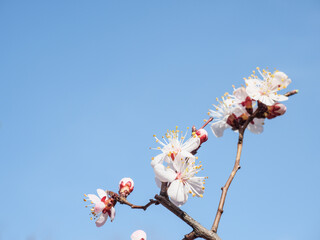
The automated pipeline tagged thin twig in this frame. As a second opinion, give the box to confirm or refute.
[200,117,214,129]
[211,90,298,232]
[108,191,158,211]
[211,130,244,232]
[284,89,298,97]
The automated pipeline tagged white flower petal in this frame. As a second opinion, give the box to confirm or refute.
[210,121,229,138]
[187,177,205,196]
[273,72,291,89]
[233,87,248,102]
[131,230,147,240]
[246,85,259,100]
[154,176,162,188]
[248,118,264,134]
[97,189,107,199]
[95,213,108,227]
[182,137,200,153]
[270,93,288,102]
[172,152,186,172]
[94,201,105,214]
[108,207,116,222]
[181,150,196,161]
[151,153,165,167]
[258,95,275,106]
[153,164,176,182]
[87,194,101,205]
[167,180,188,206]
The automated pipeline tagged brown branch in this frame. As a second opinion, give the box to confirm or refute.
[182,231,197,240]
[160,182,169,198]
[108,191,158,211]
[155,194,221,240]
[211,131,244,232]
[211,107,261,232]
[211,90,299,232]
[200,117,214,129]
[284,89,298,97]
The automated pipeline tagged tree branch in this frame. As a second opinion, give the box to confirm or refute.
[155,194,221,240]
[200,117,214,129]
[211,90,298,232]
[284,89,298,97]
[108,191,158,211]
[182,231,197,240]
[160,182,169,198]
[211,130,244,232]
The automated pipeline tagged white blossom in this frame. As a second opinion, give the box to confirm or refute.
[153,152,206,206]
[245,68,291,106]
[150,127,200,167]
[209,95,243,137]
[84,189,115,227]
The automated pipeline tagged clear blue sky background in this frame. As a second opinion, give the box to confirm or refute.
[0,0,319,240]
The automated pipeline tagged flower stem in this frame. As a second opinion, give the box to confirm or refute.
[200,117,214,129]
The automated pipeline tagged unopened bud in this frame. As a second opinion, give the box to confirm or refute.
[267,103,287,119]
[118,178,134,198]
[196,129,208,144]
[226,113,239,130]
[131,230,147,240]
[243,96,253,114]
[273,103,287,115]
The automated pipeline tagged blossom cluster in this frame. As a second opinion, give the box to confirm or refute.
[83,178,134,227]
[209,68,292,137]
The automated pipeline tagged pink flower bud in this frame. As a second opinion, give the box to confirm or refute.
[119,178,134,197]
[273,103,287,116]
[267,103,287,119]
[131,230,147,240]
[196,129,208,144]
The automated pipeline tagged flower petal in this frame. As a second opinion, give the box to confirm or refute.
[187,177,205,196]
[87,194,100,205]
[150,153,165,167]
[172,152,188,173]
[97,189,107,199]
[153,164,176,182]
[131,230,147,240]
[258,95,275,106]
[210,121,229,138]
[246,85,260,100]
[167,180,188,206]
[94,201,105,214]
[181,137,200,153]
[154,176,162,188]
[248,118,264,134]
[233,87,248,102]
[108,207,116,222]
[95,213,108,227]
[272,72,291,89]
[270,93,288,102]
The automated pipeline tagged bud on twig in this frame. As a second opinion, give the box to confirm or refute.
[267,103,287,119]
[196,129,208,144]
[131,230,147,240]
[119,178,134,198]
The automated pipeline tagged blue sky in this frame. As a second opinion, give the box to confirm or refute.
[0,0,319,239]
